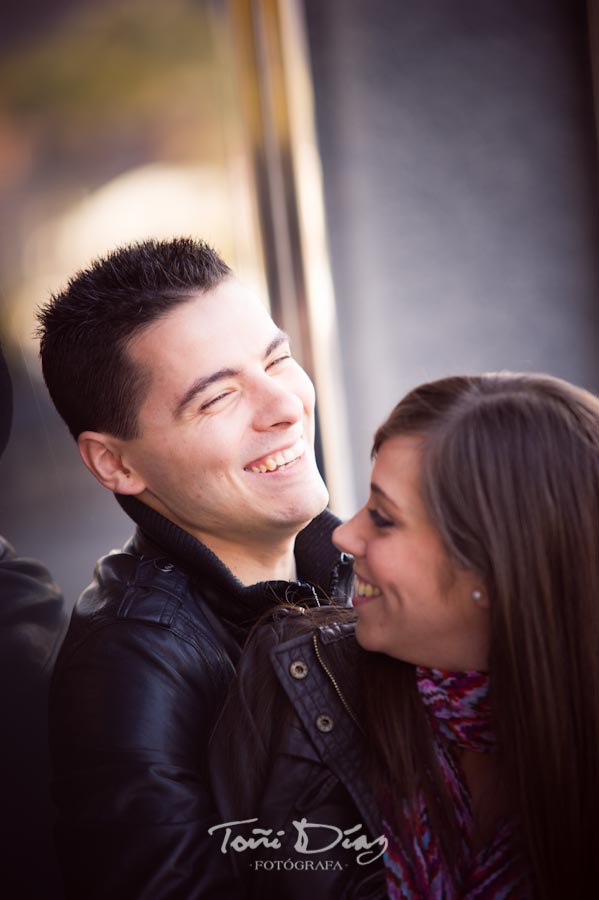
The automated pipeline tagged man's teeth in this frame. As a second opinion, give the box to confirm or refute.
[248,439,304,473]
[354,577,382,598]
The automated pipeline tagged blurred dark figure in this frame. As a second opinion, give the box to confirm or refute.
[0,344,67,898]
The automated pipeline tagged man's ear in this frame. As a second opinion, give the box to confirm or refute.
[77,431,146,495]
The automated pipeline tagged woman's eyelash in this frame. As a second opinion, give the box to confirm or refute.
[367,508,394,528]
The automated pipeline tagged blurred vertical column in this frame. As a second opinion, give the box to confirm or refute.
[589,0,599,156]
[212,0,355,517]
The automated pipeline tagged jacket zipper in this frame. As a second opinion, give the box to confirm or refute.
[312,633,363,732]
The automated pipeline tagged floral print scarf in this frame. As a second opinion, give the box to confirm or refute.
[383,668,531,899]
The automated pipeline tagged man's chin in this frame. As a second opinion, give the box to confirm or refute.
[274,483,330,531]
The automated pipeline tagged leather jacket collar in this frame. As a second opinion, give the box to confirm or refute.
[115,493,353,633]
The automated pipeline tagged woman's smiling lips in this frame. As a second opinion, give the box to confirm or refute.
[352,574,382,608]
[244,437,305,473]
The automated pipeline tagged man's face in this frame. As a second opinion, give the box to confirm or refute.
[118,279,329,555]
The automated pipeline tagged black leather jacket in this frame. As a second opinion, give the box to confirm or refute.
[209,612,387,900]
[49,494,352,900]
[0,536,67,899]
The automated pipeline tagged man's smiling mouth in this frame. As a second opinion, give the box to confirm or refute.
[245,437,305,473]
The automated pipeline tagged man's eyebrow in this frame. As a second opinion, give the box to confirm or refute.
[264,329,290,358]
[173,330,290,418]
[174,367,239,418]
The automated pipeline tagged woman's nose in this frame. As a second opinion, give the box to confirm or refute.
[333,511,367,558]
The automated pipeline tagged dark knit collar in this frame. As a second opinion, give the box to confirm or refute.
[115,493,349,623]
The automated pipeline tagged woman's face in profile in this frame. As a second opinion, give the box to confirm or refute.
[333,434,490,671]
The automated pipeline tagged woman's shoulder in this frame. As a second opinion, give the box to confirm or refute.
[231,604,362,746]
[265,608,364,737]
[248,604,356,648]
[238,605,359,685]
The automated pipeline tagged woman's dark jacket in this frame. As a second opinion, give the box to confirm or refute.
[49,494,352,900]
[209,611,387,900]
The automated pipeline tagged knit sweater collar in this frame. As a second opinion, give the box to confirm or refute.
[115,493,350,618]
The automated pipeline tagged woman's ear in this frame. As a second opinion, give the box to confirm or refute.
[471,588,490,609]
[77,431,146,495]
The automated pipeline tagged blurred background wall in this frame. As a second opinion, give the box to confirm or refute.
[304,0,599,494]
[1,0,597,610]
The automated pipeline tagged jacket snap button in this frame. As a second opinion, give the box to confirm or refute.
[316,714,334,733]
[289,660,309,680]
[154,560,174,572]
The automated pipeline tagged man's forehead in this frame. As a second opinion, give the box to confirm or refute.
[130,282,274,350]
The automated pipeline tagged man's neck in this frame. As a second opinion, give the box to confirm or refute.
[196,533,298,586]
[126,490,305,585]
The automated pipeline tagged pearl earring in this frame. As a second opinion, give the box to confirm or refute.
[472,589,483,603]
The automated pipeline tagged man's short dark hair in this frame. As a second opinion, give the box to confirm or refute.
[37,237,232,440]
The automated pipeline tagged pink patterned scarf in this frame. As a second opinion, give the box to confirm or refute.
[383,667,531,899]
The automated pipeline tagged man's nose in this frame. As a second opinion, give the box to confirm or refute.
[252,376,305,431]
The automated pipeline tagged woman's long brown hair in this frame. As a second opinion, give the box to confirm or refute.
[368,372,599,898]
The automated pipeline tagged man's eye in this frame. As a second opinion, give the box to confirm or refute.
[200,391,230,411]
[267,354,291,370]
[367,508,393,528]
